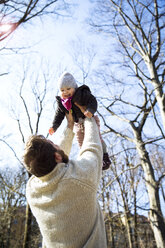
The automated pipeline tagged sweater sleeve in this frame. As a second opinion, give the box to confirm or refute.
[42,240,46,248]
[57,127,75,156]
[75,117,103,187]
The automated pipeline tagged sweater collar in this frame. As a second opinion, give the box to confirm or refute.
[31,163,68,189]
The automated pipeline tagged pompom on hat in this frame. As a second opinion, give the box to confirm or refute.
[58,72,78,89]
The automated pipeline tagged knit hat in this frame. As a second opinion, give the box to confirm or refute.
[58,72,78,89]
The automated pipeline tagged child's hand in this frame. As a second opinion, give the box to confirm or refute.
[49,127,55,135]
[84,110,93,118]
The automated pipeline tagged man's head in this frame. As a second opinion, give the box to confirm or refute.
[23,135,68,177]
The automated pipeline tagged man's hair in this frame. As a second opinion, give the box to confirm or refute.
[23,135,57,177]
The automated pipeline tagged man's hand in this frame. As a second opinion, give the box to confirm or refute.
[84,110,93,118]
[49,127,55,135]
[75,102,93,118]
[66,110,74,130]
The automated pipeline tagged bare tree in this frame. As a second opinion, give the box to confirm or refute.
[89,0,165,132]
[0,167,26,248]
[17,63,56,248]
[99,142,156,248]
[68,38,97,84]
[0,61,58,247]
[108,146,144,248]
[69,35,160,246]
[95,79,165,247]
[0,0,69,42]
[150,146,165,204]
[89,0,165,247]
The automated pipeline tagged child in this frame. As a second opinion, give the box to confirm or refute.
[49,72,111,170]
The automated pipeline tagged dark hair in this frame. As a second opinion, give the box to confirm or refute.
[23,135,57,177]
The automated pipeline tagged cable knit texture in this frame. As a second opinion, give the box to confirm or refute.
[26,118,107,248]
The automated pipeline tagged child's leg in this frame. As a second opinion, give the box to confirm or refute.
[74,116,105,149]
[74,119,85,148]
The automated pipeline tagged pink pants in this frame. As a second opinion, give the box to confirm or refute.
[74,116,107,153]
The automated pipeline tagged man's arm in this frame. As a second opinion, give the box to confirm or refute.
[76,117,103,186]
[75,102,102,170]
[79,117,102,161]
[57,110,75,156]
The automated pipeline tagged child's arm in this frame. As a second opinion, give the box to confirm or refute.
[74,103,86,114]
[49,97,66,135]
[85,93,97,116]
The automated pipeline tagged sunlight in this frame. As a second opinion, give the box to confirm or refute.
[0,24,12,34]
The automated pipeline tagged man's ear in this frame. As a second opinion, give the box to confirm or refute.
[54,152,62,163]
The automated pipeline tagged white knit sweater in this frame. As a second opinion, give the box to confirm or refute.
[26,118,107,248]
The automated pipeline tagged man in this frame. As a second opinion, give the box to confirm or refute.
[23,110,107,248]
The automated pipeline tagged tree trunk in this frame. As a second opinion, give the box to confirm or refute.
[119,184,134,248]
[6,218,11,248]
[134,132,165,248]
[23,203,32,248]
[108,210,115,248]
[146,60,165,132]
[133,190,139,248]
[125,212,133,248]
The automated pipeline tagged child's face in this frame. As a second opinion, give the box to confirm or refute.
[60,87,75,99]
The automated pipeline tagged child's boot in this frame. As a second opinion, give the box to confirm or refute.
[102,152,111,170]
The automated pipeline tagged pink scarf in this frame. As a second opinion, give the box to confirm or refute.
[61,97,72,111]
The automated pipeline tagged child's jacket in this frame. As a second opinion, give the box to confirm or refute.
[51,85,97,131]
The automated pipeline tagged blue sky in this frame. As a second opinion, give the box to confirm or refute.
[0,0,163,159]
[0,0,105,167]
[0,0,107,103]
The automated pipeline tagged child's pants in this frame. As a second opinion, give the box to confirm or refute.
[74,116,107,153]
